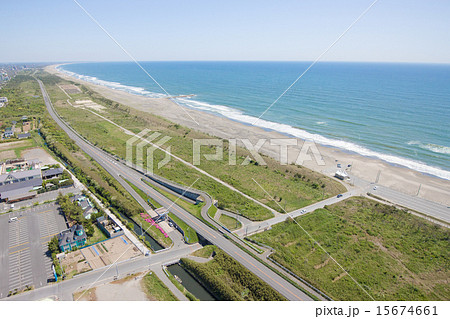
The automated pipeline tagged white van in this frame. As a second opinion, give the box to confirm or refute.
[9,217,18,223]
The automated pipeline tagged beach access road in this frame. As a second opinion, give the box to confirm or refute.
[371,185,450,225]
[234,191,354,237]
[37,78,313,301]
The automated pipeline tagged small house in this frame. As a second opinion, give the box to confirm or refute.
[58,224,87,252]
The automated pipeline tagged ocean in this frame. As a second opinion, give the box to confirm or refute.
[59,61,450,180]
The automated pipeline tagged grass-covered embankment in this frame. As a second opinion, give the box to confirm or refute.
[168,213,199,244]
[250,197,450,301]
[181,246,286,301]
[141,271,178,301]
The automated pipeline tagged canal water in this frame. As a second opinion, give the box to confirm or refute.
[116,211,164,251]
[167,264,217,301]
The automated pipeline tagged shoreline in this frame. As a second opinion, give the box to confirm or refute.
[45,64,450,206]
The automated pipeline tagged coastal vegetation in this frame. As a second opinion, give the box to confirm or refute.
[168,212,199,244]
[250,197,450,301]
[180,246,286,301]
[3,72,170,250]
[141,271,178,301]
[219,214,242,230]
[39,70,345,221]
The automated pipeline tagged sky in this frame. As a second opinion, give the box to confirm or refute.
[1,0,450,63]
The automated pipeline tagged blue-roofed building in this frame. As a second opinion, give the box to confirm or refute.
[3,127,14,138]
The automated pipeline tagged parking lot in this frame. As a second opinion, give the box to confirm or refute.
[0,202,68,298]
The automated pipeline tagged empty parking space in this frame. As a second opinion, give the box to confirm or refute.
[38,209,66,242]
[8,247,33,292]
[8,217,29,249]
[0,203,68,298]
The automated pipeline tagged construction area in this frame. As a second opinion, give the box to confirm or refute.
[73,100,106,112]
[59,84,81,94]
[61,235,141,275]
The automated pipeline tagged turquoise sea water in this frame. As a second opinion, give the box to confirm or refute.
[60,62,450,180]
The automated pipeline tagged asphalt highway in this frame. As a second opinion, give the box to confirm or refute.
[36,78,312,301]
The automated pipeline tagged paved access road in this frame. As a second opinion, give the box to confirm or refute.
[5,243,201,301]
[37,78,312,301]
[0,202,68,298]
[0,186,80,213]
[371,185,450,224]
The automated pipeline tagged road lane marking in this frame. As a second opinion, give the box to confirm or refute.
[40,232,59,240]
[234,250,303,301]
[38,209,53,214]
[9,242,29,250]
[9,247,30,255]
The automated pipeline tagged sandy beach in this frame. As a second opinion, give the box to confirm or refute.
[45,64,450,207]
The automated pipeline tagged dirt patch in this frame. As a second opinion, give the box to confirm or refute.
[60,84,81,94]
[0,140,29,151]
[74,99,106,112]
[333,272,347,282]
[80,236,141,270]
[0,150,15,160]
[22,147,58,165]
[75,274,149,301]
[60,250,92,277]
[314,257,331,270]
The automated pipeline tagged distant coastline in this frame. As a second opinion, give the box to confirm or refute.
[47,64,450,206]
[56,62,450,181]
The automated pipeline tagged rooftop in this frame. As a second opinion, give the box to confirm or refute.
[58,224,87,246]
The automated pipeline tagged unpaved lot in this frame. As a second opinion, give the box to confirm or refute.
[22,147,58,165]
[0,140,30,151]
[74,273,149,301]
[0,150,15,160]
[80,236,141,270]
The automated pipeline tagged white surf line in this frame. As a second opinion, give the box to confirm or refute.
[84,108,276,214]
[252,177,376,301]
[71,0,200,126]
[253,0,380,125]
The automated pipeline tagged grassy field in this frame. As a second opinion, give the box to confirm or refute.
[250,197,450,301]
[142,179,204,219]
[219,214,242,230]
[192,245,216,259]
[207,205,218,219]
[181,246,286,301]
[168,212,199,244]
[124,178,162,209]
[42,70,345,221]
[85,224,108,246]
[141,271,178,301]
